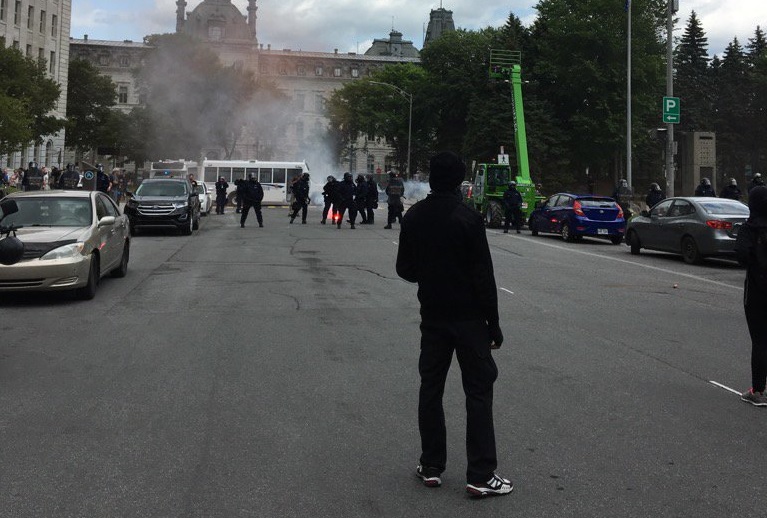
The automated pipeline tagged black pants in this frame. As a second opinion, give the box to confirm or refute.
[356,200,367,223]
[336,203,356,227]
[322,200,333,222]
[216,194,227,214]
[240,202,262,226]
[746,281,767,392]
[290,199,308,222]
[418,319,498,484]
[366,205,375,224]
[504,207,522,232]
[236,194,242,213]
[387,201,403,226]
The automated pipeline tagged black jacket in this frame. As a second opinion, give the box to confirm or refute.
[292,179,310,201]
[336,179,355,206]
[694,184,716,197]
[646,190,665,208]
[396,191,499,325]
[241,180,264,204]
[215,180,229,195]
[354,181,367,203]
[720,185,742,200]
[322,180,338,202]
[736,217,767,306]
[503,187,523,209]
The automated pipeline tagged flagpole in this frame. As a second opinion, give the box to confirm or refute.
[627,0,632,191]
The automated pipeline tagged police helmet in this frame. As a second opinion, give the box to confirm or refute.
[302,173,310,181]
[0,235,24,266]
[344,172,352,181]
[731,178,738,186]
[66,163,74,172]
[509,181,517,187]
[327,175,334,182]
[249,173,257,180]
[650,182,660,190]
[702,177,711,186]
[388,171,396,178]
[97,163,104,171]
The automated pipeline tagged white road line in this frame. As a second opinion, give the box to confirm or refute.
[500,287,515,295]
[504,235,743,291]
[392,241,399,245]
[709,380,742,396]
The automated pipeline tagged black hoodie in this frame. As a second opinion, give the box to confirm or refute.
[736,186,767,303]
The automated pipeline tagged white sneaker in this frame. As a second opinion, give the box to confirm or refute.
[466,473,514,497]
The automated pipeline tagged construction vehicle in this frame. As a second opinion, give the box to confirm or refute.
[469,50,542,228]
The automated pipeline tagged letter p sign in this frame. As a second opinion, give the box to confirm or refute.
[663,96,680,124]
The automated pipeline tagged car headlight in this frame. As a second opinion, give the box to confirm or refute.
[40,242,85,261]
[173,201,189,209]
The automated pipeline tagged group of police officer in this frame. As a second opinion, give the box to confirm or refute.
[227,170,406,230]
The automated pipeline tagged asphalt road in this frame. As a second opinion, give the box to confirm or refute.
[1,206,764,517]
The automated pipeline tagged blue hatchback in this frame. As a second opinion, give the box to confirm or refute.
[528,193,626,244]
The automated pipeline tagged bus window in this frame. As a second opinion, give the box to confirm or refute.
[274,168,288,184]
[205,167,218,182]
[246,168,258,180]
[286,168,302,183]
[232,167,245,181]
[188,167,198,178]
[220,167,233,182]
[258,168,271,184]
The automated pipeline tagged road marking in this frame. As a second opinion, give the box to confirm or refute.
[502,235,743,291]
[500,287,514,295]
[392,241,399,245]
[709,380,741,396]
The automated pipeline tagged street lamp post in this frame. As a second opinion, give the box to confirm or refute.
[369,81,412,179]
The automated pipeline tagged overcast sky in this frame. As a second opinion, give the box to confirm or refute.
[71,0,767,57]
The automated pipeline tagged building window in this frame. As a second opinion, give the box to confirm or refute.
[12,40,18,49]
[119,55,130,67]
[296,65,306,76]
[208,26,223,41]
[0,0,5,22]
[39,10,45,33]
[45,140,52,167]
[351,68,359,78]
[259,63,269,75]
[51,14,57,37]
[315,93,325,113]
[98,54,109,66]
[295,92,305,111]
[315,65,323,76]
[279,62,287,75]
[296,120,304,140]
[38,47,44,62]
[333,67,342,77]
[118,85,128,104]
[367,155,375,175]
[49,51,55,74]
[25,44,31,57]
[13,1,20,25]
[27,5,32,29]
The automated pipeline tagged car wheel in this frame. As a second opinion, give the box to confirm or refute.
[561,222,574,242]
[76,254,99,300]
[610,235,623,245]
[182,212,193,235]
[111,241,129,278]
[628,230,641,255]
[681,236,702,264]
[485,201,504,228]
[529,219,538,236]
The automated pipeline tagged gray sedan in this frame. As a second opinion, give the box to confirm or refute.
[625,197,749,264]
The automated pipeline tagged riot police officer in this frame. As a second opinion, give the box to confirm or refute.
[215,176,229,214]
[58,163,80,190]
[645,182,665,208]
[25,162,43,191]
[321,175,337,224]
[502,181,523,234]
[240,173,264,228]
[354,174,368,224]
[384,172,405,229]
[95,164,112,194]
[336,173,357,229]
[695,177,716,197]
[720,179,742,201]
[289,172,310,224]
[366,175,379,225]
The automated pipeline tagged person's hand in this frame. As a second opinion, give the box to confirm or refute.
[489,324,504,350]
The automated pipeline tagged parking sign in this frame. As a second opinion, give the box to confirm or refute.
[663,97,680,124]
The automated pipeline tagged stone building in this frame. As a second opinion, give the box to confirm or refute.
[0,0,71,169]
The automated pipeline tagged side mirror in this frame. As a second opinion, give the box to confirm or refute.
[640,210,650,217]
[98,216,116,227]
[0,198,19,220]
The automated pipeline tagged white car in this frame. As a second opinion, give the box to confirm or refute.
[196,182,213,216]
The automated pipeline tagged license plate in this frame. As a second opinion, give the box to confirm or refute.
[597,228,608,235]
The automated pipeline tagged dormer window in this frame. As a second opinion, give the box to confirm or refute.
[208,26,223,41]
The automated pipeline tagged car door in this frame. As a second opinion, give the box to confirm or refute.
[95,194,122,270]
[537,195,560,233]
[642,198,674,250]
[663,199,696,251]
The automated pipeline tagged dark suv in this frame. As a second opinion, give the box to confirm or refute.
[124,178,201,235]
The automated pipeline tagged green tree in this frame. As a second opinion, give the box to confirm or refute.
[0,45,63,156]
[675,11,713,132]
[714,38,750,184]
[65,58,118,154]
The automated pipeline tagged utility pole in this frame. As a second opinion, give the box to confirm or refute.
[627,0,632,190]
[666,0,678,197]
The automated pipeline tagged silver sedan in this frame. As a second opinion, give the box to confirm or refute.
[0,190,130,299]
[625,197,749,264]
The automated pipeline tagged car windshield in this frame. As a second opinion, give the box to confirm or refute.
[698,200,750,216]
[578,198,617,208]
[1,197,92,227]
[136,181,188,197]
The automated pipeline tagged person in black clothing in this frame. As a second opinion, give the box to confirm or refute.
[612,178,633,219]
[749,173,765,194]
[321,175,337,224]
[366,175,379,225]
[396,151,512,498]
[502,181,523,234]
[215,176,229,214]
[736,186,767,406]
[384,171,405,229]
[720,178,742,201]
[95,164,112,194]
[25,162,43,191]
[289,173,311,224]
[58,163,80,190]
[354,174,368,224]
[335,173,356,229]
[240,174,264,228]
[645,182,665,208]
[694,177,716,197]
[234,178,245,213]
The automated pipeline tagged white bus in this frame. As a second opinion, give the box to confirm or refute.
[148,160,199,180]
[198,159,310,206]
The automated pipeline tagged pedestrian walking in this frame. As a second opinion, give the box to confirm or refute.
[502,181,523,234]
[239,173,264,228]
[335,173,357,229]
[384,171,404,229]
[289,173,310,224]
[720,179,742,201]
[396,151,512,498]
[736,186,767,406]
[321,175,337,224]
[645,183,665,208]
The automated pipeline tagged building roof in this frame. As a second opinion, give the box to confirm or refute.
[70,38,152,49]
